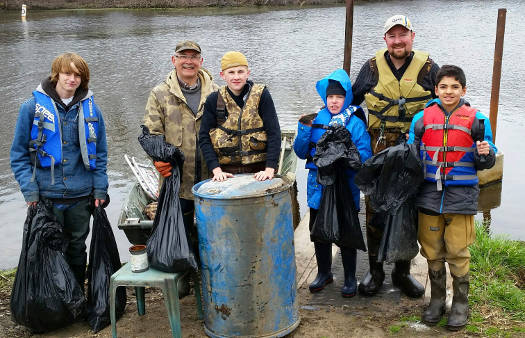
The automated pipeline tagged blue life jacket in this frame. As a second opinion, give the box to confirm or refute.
[29,90,99,184]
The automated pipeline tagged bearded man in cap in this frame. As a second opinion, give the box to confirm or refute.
[143,40,218,238]
[351,15,440,298]
[199,51,281,182]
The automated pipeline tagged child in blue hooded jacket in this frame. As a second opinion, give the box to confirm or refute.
[294,69,372,297]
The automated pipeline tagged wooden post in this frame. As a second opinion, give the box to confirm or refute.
[343,0,354,75]
[489,8,506,143]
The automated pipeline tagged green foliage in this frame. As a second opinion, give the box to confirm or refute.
[436,317,447,327]
[484,327,503,336]
[470,224,525,321]
[470,312,484,323]
[465,324,480,333]
[388,325,401,334]
[0,268,16,289]
[399,315,419,322]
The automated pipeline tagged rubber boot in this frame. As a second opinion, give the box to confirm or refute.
[421,267,446,325]
[447,273,470,331]
[309,242,333,293]
[340,247,357,298]
[358,256,385,296]
[359,218,385,296]
[391,260,425,298]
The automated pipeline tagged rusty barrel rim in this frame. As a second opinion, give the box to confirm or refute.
[192,174,292,200]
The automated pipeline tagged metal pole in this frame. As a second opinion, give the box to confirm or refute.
[489,8,506,143]
[343,0,354,75]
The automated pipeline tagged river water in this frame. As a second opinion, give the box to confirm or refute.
[1,0,523,269]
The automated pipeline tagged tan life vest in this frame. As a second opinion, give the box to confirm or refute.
[210,84,267,165]
[365,49,433,132]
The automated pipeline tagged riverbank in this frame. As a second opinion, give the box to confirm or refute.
[2,0,344,10]
[1,210,523,337]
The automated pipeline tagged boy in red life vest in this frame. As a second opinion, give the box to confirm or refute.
[407,65,496,331]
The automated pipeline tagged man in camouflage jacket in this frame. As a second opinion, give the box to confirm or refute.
[143,40,218,232]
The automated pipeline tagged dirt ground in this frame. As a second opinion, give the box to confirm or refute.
[2,210,521,337]
[0,279,476,338]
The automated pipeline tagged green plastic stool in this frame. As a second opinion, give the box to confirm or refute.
[110,263,203,338]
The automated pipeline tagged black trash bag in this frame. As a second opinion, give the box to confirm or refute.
[355,141,423,213]
[86,197,126,332]
[355,140,423,263]
[313,125,362,186]
[311,169,366,251]
[138,125,184,173]
[138,126,197,273]
[10,205,36,329]
[377,200,419,263]
[10,199,85,333]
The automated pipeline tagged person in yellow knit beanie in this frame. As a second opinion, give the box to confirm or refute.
[199,51,281,182]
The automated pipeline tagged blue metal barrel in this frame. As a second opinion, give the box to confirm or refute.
[192,175,300,337]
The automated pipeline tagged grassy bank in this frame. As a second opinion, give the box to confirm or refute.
[466,224,525,335]
[392,224,525,336]
[0,269,15,293]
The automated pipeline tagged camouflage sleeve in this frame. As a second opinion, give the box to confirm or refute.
[143,88,165,135]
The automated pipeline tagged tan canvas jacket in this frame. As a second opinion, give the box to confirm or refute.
[143,68,218,199]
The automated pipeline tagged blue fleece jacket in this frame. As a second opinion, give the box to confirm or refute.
[293,69,372,210]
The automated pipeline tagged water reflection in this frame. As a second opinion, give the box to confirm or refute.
[1,1,524,268]
[478,181,503,232]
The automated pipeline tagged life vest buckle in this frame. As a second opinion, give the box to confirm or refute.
[398,97,407,118]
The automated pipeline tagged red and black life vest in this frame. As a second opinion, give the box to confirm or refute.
[420,103,478,191]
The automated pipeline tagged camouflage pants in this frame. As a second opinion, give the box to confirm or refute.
[180,198,200,264]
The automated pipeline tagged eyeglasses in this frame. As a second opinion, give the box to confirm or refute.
[175,54,201,61]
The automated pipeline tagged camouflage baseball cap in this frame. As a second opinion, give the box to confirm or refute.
[175,40,201,54]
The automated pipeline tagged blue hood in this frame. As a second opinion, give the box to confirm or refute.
[316,69,354,113]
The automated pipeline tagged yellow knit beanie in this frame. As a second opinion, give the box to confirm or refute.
[221,51,248,71]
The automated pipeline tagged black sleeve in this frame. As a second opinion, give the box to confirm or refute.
[259,87,281,169]
[351,59,376,106]
[423,59,440,97]
[472,117,496,170]
[198,91,220,171]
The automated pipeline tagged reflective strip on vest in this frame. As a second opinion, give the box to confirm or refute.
[424,123,472,135]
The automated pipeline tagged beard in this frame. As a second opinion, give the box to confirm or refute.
[389,47,411,60]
